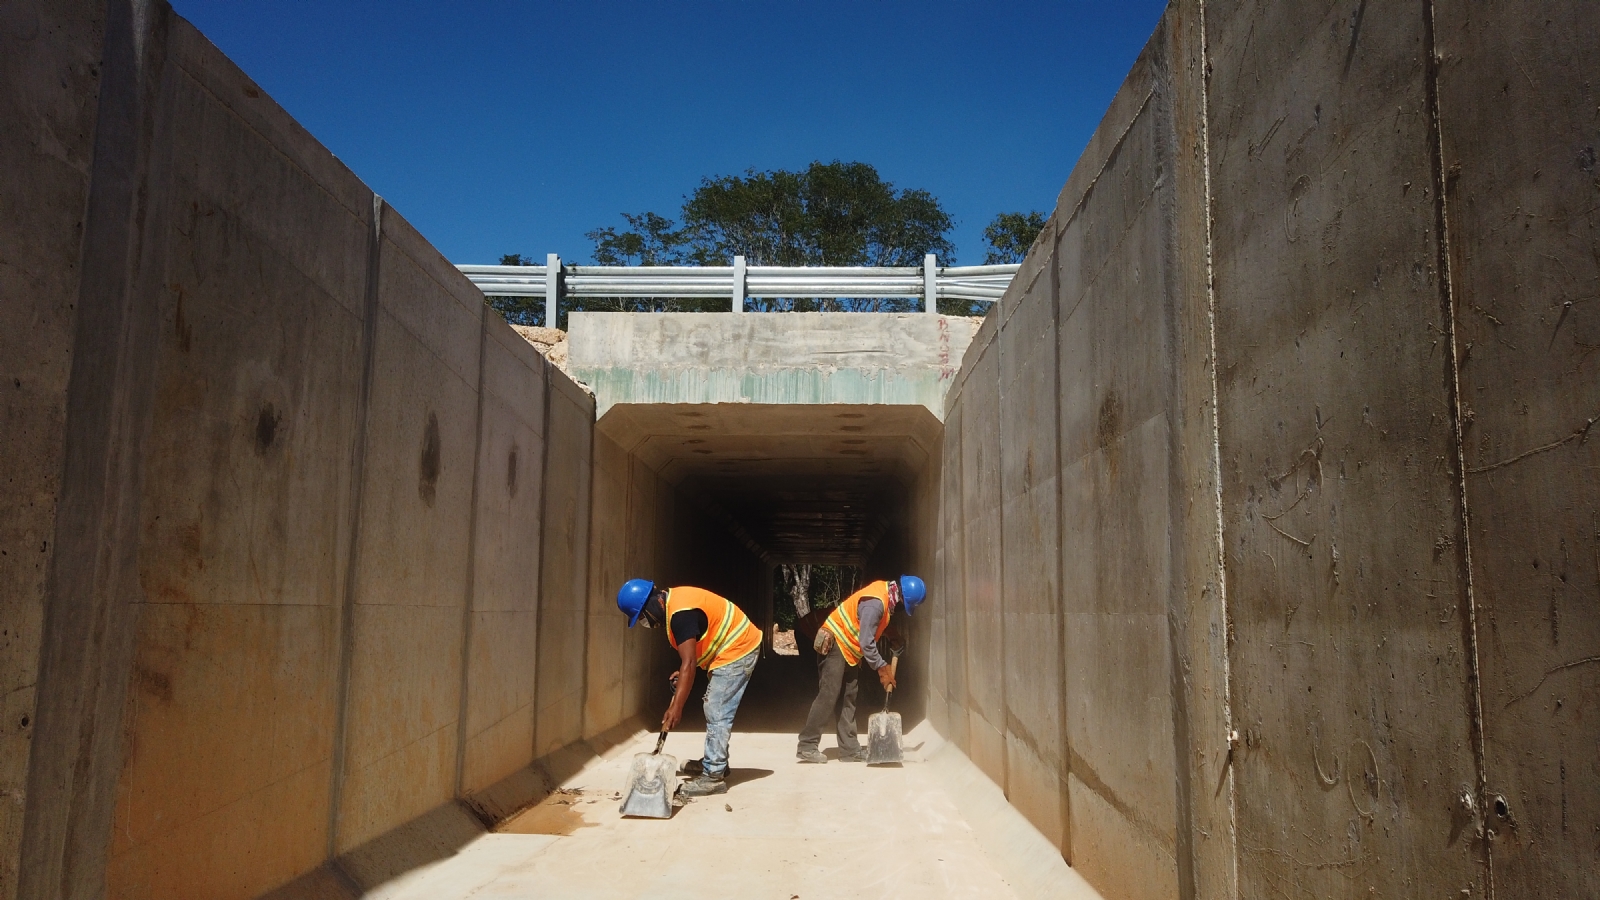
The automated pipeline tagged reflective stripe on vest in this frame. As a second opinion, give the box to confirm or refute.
[665,586,759,670]
[821,580,893,666]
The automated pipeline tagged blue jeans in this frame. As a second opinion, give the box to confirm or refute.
[701,649,758,776]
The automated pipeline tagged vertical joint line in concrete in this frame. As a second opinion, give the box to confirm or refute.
[454,301,491,796]
[1196,3,1240,894]
[19,5,173,895]
[1049,219,1073,863]
[531,366,554,760]
[955,391,972,758]
[1420,2,1492,894]
[995,307,1008,799]
[1157,43,1198,900]
[327,193,384,861]
[577,402,596,742]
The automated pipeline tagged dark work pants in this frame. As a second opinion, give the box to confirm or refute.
[797,645,860,754]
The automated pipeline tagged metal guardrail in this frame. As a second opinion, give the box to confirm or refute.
[458,254,1017,325]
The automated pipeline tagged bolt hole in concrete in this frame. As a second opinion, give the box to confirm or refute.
[1493,795,1511,820]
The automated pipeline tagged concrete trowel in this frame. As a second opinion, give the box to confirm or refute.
[866,653,903,766]
[619,731,678,818]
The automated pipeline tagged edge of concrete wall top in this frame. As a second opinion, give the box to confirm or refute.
[568,312,980,420]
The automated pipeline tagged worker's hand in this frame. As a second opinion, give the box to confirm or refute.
[668,670,680,688]
[878,665,897,691]
[662,706,682,732]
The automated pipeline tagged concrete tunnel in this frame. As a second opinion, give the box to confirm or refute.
[6,1,1600,899]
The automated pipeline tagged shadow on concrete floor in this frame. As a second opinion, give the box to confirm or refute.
[722,767,775,788]
[670,651,927,739]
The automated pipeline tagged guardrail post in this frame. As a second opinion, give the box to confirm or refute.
[924,253,938,314]
[545,253,560,328]
[733,255,747,312]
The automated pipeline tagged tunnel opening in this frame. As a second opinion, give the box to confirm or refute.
[598,402,937,740]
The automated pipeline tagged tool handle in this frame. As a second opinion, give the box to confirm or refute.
[652,731,667,755]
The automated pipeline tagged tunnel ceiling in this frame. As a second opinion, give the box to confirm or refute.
[596,404,940,564]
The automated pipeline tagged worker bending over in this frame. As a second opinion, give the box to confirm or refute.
[796,575,925,763]
[617,579,760,797]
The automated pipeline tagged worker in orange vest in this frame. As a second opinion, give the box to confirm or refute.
[618,579,760,797]
[796,575,925,763]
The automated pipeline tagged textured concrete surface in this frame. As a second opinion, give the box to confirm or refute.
[1207,1,1483,895]
[2,7,655,897]
[0,1,105,897]
[1433,4,1600,897]
[569,312,979,418]
[7,1,1598,898]
[357,725,1103,900]
[928,2,1600,900]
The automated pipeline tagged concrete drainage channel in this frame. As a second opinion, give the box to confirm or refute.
[7,2,1598,899]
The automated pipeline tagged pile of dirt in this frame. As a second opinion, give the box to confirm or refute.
[511,325,568,368]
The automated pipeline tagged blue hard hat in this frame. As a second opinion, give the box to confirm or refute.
[617,579,655,627]
[898,575,926,615]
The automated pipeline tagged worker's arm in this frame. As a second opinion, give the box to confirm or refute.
[662,638,696,731]
[857,598,895,690]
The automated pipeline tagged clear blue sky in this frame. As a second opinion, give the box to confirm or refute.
[174,1,1169,266]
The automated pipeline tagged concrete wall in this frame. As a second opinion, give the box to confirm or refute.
[930,1,1599,898]
[0,3,107,897]
[0,5,668,898]
[1434,4,1600,896]
[931,16,1221,898]
[569,311,980,418]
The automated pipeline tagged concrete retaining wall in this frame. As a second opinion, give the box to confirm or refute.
[930,2,1600,898]
[0,6,666,898]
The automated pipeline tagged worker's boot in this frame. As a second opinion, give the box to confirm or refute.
[839,748,868,762]
[795,749,827,764]
[676,772,727,797]
[679,758,704,776]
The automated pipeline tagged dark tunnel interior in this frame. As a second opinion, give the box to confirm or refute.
[600,403,939,737]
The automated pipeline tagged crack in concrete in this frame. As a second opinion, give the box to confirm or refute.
[1421,0,1494,894]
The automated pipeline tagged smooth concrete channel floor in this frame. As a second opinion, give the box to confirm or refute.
[362,725,1104,900]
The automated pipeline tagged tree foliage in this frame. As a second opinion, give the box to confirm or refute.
[587,212,692,266]
[490,165,1051,324]
[585,160,956,312]
[982,210,1047,264]
[773,564,859,630]
[680,161,954,270]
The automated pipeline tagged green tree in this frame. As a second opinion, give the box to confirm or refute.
[579,213,725,315]
[982,210,1047,264]
[586,212,691,266]
[590,160,956,312]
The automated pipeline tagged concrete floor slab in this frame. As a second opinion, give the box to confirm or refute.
[363,725,1102,900]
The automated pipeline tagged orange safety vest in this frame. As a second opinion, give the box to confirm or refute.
[664,587,760,671]
[822,581,894,667]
